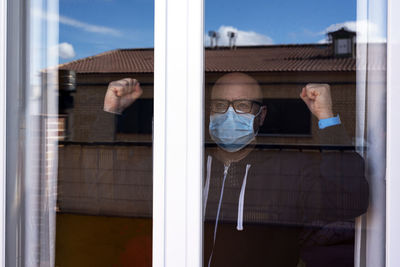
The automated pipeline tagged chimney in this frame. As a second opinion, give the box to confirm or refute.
[208,31,220,49]
[227,31,237,49]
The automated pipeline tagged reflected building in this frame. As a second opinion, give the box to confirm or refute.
[60,28,358,146]
[55,28,374,266]
[57,29,360,216]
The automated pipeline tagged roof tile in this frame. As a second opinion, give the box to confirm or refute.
[59,45,358,73]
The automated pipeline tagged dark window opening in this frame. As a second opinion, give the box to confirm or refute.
[117,99,153,134]
[259,98,311,136]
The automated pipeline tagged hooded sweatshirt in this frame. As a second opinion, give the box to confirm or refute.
[203,125,369,267]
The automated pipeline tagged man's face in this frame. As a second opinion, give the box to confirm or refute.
[210,73,267,131]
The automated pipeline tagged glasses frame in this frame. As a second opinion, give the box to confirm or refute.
[210,99,263,114]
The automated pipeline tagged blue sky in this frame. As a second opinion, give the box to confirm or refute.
[58,0,356,63]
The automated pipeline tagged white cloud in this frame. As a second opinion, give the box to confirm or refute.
[318,20,386,43]
[52,42,76,59]
[206,26,273,47]
[33,8,122,36]
[320,21,357,34]
[58,15,122,36]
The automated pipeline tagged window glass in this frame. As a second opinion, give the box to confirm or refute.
[203,0,385,266]
[17,0,386,265]
[55,1,154,266]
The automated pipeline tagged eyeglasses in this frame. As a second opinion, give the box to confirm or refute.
[210,99,262,114]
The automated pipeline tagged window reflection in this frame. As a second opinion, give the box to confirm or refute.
[56,0,154,265]
[55,3,382,265]
[84,25,370,265]
[89,27,370,265]
[203,8,371,265]
[56,60,154,266]
[203,71,368,267]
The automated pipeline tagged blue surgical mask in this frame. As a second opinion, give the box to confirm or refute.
[209,107,260,152]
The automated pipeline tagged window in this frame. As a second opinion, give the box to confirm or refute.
[203,0,386,266]
[259,98,311,136]
[117,99,154,135]
[2,0,400,266]
[55,1,155,265]
[336,38,352,54]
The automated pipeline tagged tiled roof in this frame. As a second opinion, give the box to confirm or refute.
[59,49,154,74]
[59,44,357,73]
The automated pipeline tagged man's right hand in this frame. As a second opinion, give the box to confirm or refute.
[300,83,333,120]
[103,78,143,114]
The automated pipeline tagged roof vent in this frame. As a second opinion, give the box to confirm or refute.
[208,31,220,49]
[227,31,237,49]
[328,27,356,58]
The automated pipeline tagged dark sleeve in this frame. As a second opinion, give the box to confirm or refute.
[256,150,369,225]
[300,123,369,222]
[307,151,369,222]
[317,123,352,146]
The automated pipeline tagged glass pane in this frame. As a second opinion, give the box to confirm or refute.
[55,1,154,266]
[203,0,386,266]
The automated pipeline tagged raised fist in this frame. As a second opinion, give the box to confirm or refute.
[300,83,333,120]
[103,78,143,114]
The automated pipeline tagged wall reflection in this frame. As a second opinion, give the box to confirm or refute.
[55,25,387,266]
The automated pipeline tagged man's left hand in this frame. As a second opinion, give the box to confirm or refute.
[300,83,333,120]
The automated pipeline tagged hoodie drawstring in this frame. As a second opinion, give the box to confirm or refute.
[204,156,251,266]
[237,164,251,231]
[208,163,230,267]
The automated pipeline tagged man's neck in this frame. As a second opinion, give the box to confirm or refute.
[214,139,257,165]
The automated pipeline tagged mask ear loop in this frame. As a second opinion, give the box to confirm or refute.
[252,106,264,135]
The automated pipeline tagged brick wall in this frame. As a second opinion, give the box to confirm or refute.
[57,144,153,217]
[69,71,356,145]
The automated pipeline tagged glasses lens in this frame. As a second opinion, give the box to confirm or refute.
[233,100,253,113]
[211,100,229,113]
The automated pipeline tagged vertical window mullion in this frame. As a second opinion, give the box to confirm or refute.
[387,0,400,266]
[153,0,167,265]
[153,0,204,266]
[186,0,204,265]
[4,0,25,266]
[0,0,6,265]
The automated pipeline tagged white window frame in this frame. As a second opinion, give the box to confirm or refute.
[0,0,400,266]
[153,0,204,266]
[386,0,400,266]
[1,0,26,266]
[0,0,6,266]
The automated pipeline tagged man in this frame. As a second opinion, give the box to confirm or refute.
[104,73,369,267]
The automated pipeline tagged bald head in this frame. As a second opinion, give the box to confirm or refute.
[211,72,263,102]
[210,72,267,131]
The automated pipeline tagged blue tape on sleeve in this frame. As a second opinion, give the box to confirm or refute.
[318,115,341,129]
